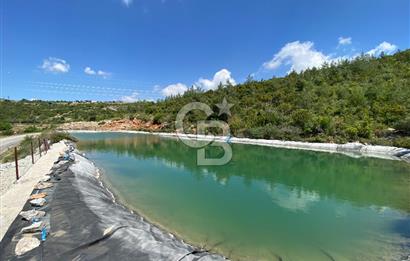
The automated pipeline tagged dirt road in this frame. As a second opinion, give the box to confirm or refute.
[0,134,40,155]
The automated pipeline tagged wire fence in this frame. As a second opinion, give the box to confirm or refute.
[0,138,50,195]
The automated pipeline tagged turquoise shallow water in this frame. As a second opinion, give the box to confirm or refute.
[74,132,410,260]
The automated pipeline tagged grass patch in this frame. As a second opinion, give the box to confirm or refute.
[1,136,35,163]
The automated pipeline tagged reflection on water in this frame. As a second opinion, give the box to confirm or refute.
[75,132,410,260]
[266,184,320,212]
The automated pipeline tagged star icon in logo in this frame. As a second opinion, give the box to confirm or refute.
[216,97,234,116]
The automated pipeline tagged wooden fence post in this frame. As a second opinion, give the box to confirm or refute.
[43,139,48,153]
[14,147,19,180]
[38,138,42,157]
[31,141,34,164]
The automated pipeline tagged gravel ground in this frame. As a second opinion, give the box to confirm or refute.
[0,142,66,241]
[0,152,41,195]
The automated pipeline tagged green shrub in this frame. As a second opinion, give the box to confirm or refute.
[318,116,331,132]
[245,126,268,139]
[357,122,372,139]
[291,109,315,132]
[153,114,162,124]
[345,126,358,139]
[1,129,14,136]
[277,126,303,140]
[394,117,410,134]
[0,122,12,135]
[393,137,410,149]
[23,126,40,133]
[89,114,97,121]
[369,137,393,147]
[245,125,303,140]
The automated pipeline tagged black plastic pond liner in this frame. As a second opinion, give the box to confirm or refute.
[0,153,225,261]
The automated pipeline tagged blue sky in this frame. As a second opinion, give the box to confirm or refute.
[1,0,409,101]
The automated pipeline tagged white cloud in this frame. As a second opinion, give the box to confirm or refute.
[338,36,352,46]
[84,67,96,75]
[161,83,188,97]
[263,41,329,73]
[195,69,236,91]
[366,41,398,56]
[120,91,139,103]
[122,0,133,6]
[84,67,111,78]
[97,70,111,78]
[160,69,236,97]
[262,40,398,74]
[40,57,70,73]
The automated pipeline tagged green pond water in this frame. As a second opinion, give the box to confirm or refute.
[74,132,410,260]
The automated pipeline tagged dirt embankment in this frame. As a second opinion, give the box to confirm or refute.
[58,119,164,132]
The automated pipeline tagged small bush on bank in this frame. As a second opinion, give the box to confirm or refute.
[369,138,393,147]
[23,126,40,133]
[0,121,13,136]
[40,130,78,144]
[393,137,410,149]
[0,122,12,131]
[394,117,410,134]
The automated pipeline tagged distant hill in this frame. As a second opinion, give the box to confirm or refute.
[1,50,409,148]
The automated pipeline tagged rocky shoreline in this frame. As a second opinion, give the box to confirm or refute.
[0,142,226,260]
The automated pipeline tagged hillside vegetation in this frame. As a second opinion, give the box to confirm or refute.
[1,50,409,147]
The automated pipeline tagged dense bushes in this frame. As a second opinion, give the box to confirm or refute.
[393,137,410,149]
[23,126,40,133]
[244,125,303,141]
[0,121,13,135]
[0,122,12,131]
[395,117,410,134]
